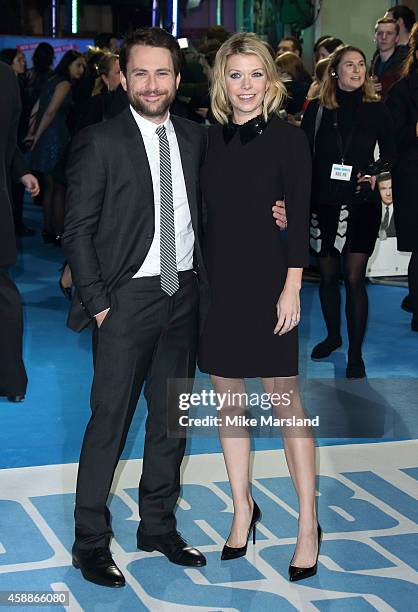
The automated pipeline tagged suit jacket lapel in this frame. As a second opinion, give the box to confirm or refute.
[171,116,199,234]
[120,107,154,211]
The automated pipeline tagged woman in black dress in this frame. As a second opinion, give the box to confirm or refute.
[386,24,418,331]
[301,45,396,377]
[26,50,85,243]
[199,33,319,581]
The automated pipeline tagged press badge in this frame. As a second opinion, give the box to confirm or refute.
[330,163,352,181]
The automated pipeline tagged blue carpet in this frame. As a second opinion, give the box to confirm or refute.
[1,203,417,469]
[1,204,418,610]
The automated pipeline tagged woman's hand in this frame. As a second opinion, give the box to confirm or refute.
[274,284,301,335]
[357,172,377,191]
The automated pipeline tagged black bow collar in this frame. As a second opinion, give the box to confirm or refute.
[223,114,268,145]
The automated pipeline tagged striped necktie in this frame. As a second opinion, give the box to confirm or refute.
[156,125,179,296]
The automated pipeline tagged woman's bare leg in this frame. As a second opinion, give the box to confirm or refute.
[262,376,318,567]
[211,375,254,547]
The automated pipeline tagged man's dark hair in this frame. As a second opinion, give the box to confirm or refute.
[279,36,302,55]
[319,37,344,54]
[375,17,400,35]
[119,28,182,77]
[94,32,116,50]
[388,5,416,32]
[32,42,54,73]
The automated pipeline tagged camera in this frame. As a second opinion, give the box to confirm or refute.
[355,161,389,202]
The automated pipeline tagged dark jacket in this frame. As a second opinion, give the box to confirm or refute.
[63,107,210,332]
[370,46,408,101]
[301,88,396,208]
[386,69,418,174]
[0,61,28,268]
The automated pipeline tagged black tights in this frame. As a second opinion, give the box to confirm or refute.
[317,251,369,359]
[408,251,418,318]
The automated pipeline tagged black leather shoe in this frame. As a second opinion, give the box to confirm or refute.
[289,524,322,582]
[221,500,261,561]
[346,357,366,379]
[7,395,25,402]
[72,545,125,588]
[311,337,342,360]
[137,531,206,567]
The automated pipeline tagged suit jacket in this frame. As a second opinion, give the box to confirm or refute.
[63,107,209,332]
[386,72,418,175]
[0,61,28,268]
[380,206,396,238]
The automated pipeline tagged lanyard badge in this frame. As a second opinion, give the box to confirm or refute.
[330,109,357,182]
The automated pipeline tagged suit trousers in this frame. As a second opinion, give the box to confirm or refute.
[0,268,27,396]
[74,271,198,549]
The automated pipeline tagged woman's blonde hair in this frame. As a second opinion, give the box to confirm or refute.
[211,32,286,124]
[319,45,379,109]
[92,52,119,96]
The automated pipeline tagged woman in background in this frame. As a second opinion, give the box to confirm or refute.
[275,51,311,116]
[315,37,344,61]
[77,52,121,129]
[26,50,85,244]
[301,45,396,377]
[386,23,418,331]
[26,42,55,111]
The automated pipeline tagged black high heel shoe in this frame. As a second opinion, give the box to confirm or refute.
[289,524,322,582]
[221,500,261,561]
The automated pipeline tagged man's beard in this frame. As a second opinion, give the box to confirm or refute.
[128,87,176,118]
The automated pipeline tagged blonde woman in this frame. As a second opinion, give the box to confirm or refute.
[198,32,320,581]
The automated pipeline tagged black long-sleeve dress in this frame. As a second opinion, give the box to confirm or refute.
[386,69,418,253]
[198,114,311,378]
[301,88,396,256]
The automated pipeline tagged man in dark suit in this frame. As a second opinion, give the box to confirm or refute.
[64,28,210,588]
[377,172,396,239]
[0,61,39,403]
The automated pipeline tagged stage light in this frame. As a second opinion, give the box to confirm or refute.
[171,0,179,37]
[72,0,78,34]
[216,0,221,25]
[52,0,57,37]
[152,0,158,27]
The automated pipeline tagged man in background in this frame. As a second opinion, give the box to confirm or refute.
[385,4,416,47]
[277,36,302,57]
[371,17,407,100]
[0,61,39,402]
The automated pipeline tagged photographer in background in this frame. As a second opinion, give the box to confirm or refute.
[300,45,396,378]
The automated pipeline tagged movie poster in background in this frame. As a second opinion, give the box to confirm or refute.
[367,172,410,277]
